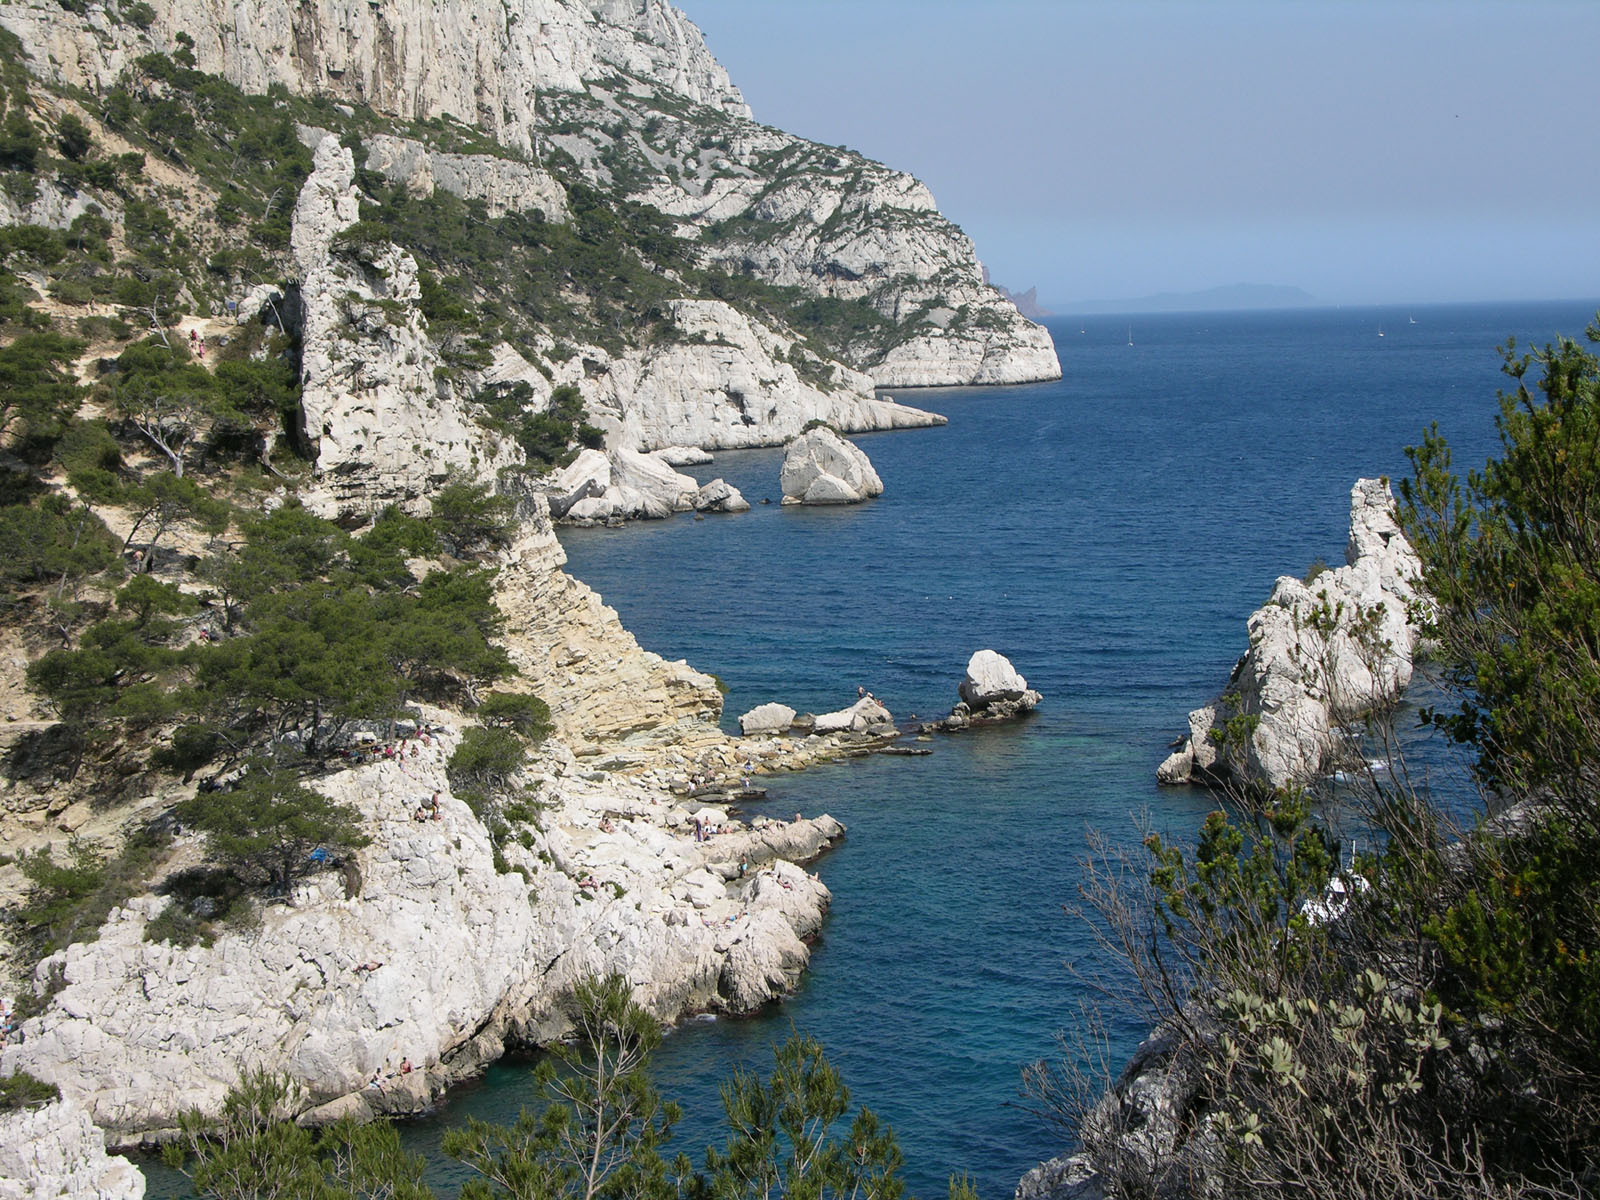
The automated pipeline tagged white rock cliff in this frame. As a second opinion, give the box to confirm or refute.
[1157,479,1427,792]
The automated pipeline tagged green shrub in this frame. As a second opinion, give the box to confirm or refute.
[0,1071,60,1112]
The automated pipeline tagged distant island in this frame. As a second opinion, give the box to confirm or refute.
[1053,283,1319,315]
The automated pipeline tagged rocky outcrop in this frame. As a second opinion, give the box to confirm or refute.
[959,650,1038,710]
[549,446,748,523]
[780,427,883,506]
[292,135,515,521]
[364,135,571,221]
[1015,1025,1208,1200]
[0,1098,145,1200]
[1158,479,1426,792]
[812,697,895,736]
[691,478,749,515]
[630,127,1061,387]
[590,300,945,453]
[491,499,722,753]
[0,727,844,1138]
[934,650,1042,729]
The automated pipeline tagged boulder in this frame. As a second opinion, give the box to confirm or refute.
[812,697,895,735]
[779,428,884,506]
[693,478,750,514]
[656,446,714,467]
[739,703,797,735]
[959,650,1031,708]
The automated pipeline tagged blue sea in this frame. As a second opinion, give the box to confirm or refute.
[143,300,1600,1197]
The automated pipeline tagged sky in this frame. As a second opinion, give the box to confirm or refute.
[682,0,1600,308]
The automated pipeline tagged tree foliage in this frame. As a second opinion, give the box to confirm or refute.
[28,491,512,771]
[1044,320,1600,1198]
[176,761,369,894]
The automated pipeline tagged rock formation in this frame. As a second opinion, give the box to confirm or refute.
[0,1098,145,1200]
[780,428,884,506]
[547,446,747,523]
[0,728,844,1139]
[589,300,946,453]
[292,135,515,521]
[936,650,1041,729]
[812,697,895,736]
[739,703,797,737]
[0,0,1060,393]
[1157,479,1427,792]
[364,134,571,221]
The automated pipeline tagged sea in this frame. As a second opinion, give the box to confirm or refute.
[140,299,1600,1198]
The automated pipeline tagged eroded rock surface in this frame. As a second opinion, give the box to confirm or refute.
[0,1098,145,1200]
[293,136,515,520]
[780,427,883,505]
[1157,479,1426,792]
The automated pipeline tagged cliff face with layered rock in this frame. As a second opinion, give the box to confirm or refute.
[1157,479,1427,793]
[292,134,519,520]
[1,0,1059,432]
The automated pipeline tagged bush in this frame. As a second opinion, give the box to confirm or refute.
[0,1071,60,1113]
[476,691,552,743]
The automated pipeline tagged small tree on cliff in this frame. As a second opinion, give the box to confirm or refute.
[178,761,369,894]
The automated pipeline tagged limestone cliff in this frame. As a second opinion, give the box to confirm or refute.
[0,1098,145,1200]
[0,0,1060,402]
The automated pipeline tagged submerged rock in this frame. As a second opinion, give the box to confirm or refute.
[1158,478,1427,792]
[779,428,884,506]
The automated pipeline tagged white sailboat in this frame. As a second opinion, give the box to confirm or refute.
[1127,325,1133,346]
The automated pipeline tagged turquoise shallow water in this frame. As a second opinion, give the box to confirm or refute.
[140,300,1600,1197]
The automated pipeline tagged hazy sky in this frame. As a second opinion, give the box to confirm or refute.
[683,1,1600,307]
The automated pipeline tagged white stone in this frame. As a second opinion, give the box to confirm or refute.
[365,135,571,222]
[1159,479,1427,791]
[812,697,894,735]
[0,1099,145,1200]
[292,136,515,520]
[779,428,883,506]
[739,703,796,736]
[958,650,1029,708]
[693,479,749,514]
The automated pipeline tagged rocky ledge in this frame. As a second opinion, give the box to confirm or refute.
[1157,479,1427,793]
[0,1098,145,1200]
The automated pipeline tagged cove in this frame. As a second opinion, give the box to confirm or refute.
[138,299,1600,1199]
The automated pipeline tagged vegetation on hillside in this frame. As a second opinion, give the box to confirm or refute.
[161,975,926,1200]
[1039,321,1600,1198]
